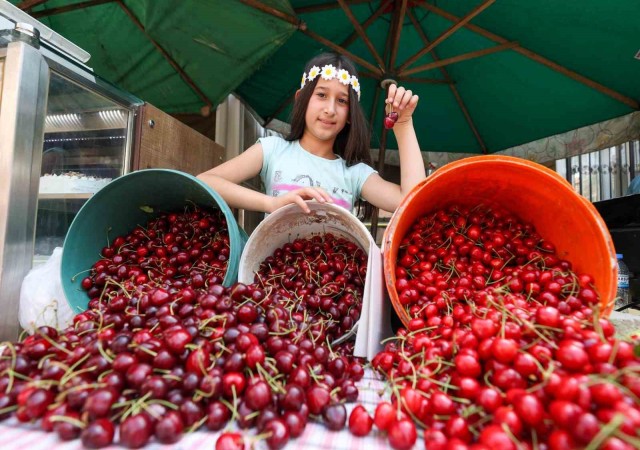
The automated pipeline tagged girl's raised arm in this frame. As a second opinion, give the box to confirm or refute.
[361,85,426,212]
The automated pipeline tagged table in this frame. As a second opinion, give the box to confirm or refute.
[0,369,413,450]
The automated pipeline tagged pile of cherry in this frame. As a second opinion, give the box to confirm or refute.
[368,205,640,449]
[0,206,366,449]
[254,234,367,345]
[2,202,640,450]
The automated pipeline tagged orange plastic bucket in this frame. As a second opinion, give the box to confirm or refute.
[383,155,617,327]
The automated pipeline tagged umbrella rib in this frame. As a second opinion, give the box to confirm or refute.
[239,0,301,27]
[264,91,296,127]
[240,1,381,75]
[406,9,487,154]
[395,76,452,85]
[364,71,451,85]
[301,28,383,75]
[16,0,48,11]
[401,42,518,77]
[31,0,115,18]
[406,10,453,82]
[336,0,385,70]
[116,0,212,109]
[398,0,495,73]
[295,0,371,15]
[389,0,408,71]
[421,2,639,110]
[341,0,394,49]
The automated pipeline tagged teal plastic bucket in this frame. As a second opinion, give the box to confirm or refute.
[61,169,247,313]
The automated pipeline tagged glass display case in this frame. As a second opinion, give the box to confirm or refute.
[0,4,141,339]
[34,69,136,262]
[1,1,222,340]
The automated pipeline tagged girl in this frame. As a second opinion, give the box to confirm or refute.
[198,52,425,216]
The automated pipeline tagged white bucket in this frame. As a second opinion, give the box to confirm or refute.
[238,202,374,284]
[238,202,376,346]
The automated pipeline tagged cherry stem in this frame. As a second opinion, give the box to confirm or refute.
[49,414,86,429]
[584,413,625,450]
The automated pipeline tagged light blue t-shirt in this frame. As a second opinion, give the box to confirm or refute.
[259,136,376,211]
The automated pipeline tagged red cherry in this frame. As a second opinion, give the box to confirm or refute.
[348,405,373,436]
[383,116,396,129]
[387,418,417,450]
[216,432,245,450]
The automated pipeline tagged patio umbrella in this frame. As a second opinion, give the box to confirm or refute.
[235,0,640,157]
[10,0,296,114]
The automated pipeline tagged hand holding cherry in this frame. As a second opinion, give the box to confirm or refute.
[383,84,419,130]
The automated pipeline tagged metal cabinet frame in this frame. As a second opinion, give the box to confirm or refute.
[0,23,141,340]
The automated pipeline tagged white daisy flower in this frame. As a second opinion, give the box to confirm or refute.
[337,69,351,85]
[300,72,306,89]
[351,76,361,100]
[320,64,337,80]
[308,66,320,81]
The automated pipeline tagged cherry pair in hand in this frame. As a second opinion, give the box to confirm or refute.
[383,100,399,129]
[383,111,398,129]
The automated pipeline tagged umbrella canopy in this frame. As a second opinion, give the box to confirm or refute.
[11,0,296,114]
[235,0,640,154]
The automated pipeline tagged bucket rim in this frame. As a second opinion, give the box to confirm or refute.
[383,155,617,327]
[61,168,246,312]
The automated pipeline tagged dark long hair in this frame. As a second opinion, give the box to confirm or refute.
[286,53,373,219]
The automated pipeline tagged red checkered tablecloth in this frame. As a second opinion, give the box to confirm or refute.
[0,369,415,450]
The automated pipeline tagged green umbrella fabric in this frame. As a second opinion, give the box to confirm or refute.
[235,0,640,154]
[12,0,296,114]
[15,1,640,155]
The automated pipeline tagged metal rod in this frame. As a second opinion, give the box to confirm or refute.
[627,142,636,180]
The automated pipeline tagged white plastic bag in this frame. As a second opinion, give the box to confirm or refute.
[19,247,74,333]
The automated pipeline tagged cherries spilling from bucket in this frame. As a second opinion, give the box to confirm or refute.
[366,203,640,450]
[0,206,367,449]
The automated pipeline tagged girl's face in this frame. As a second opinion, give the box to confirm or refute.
[304,77,350,143]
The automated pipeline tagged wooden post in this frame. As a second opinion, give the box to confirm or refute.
[370,79,396,241]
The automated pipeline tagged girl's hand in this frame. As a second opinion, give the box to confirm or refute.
[268,187,333,213]
[386,84,419,126]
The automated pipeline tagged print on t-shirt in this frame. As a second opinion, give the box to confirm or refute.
[260,136,376,211]
[271,171,352,209]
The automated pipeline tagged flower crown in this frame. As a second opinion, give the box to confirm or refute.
[300,64,361,101]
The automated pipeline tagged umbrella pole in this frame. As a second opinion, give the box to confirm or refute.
[370,79,396,242]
